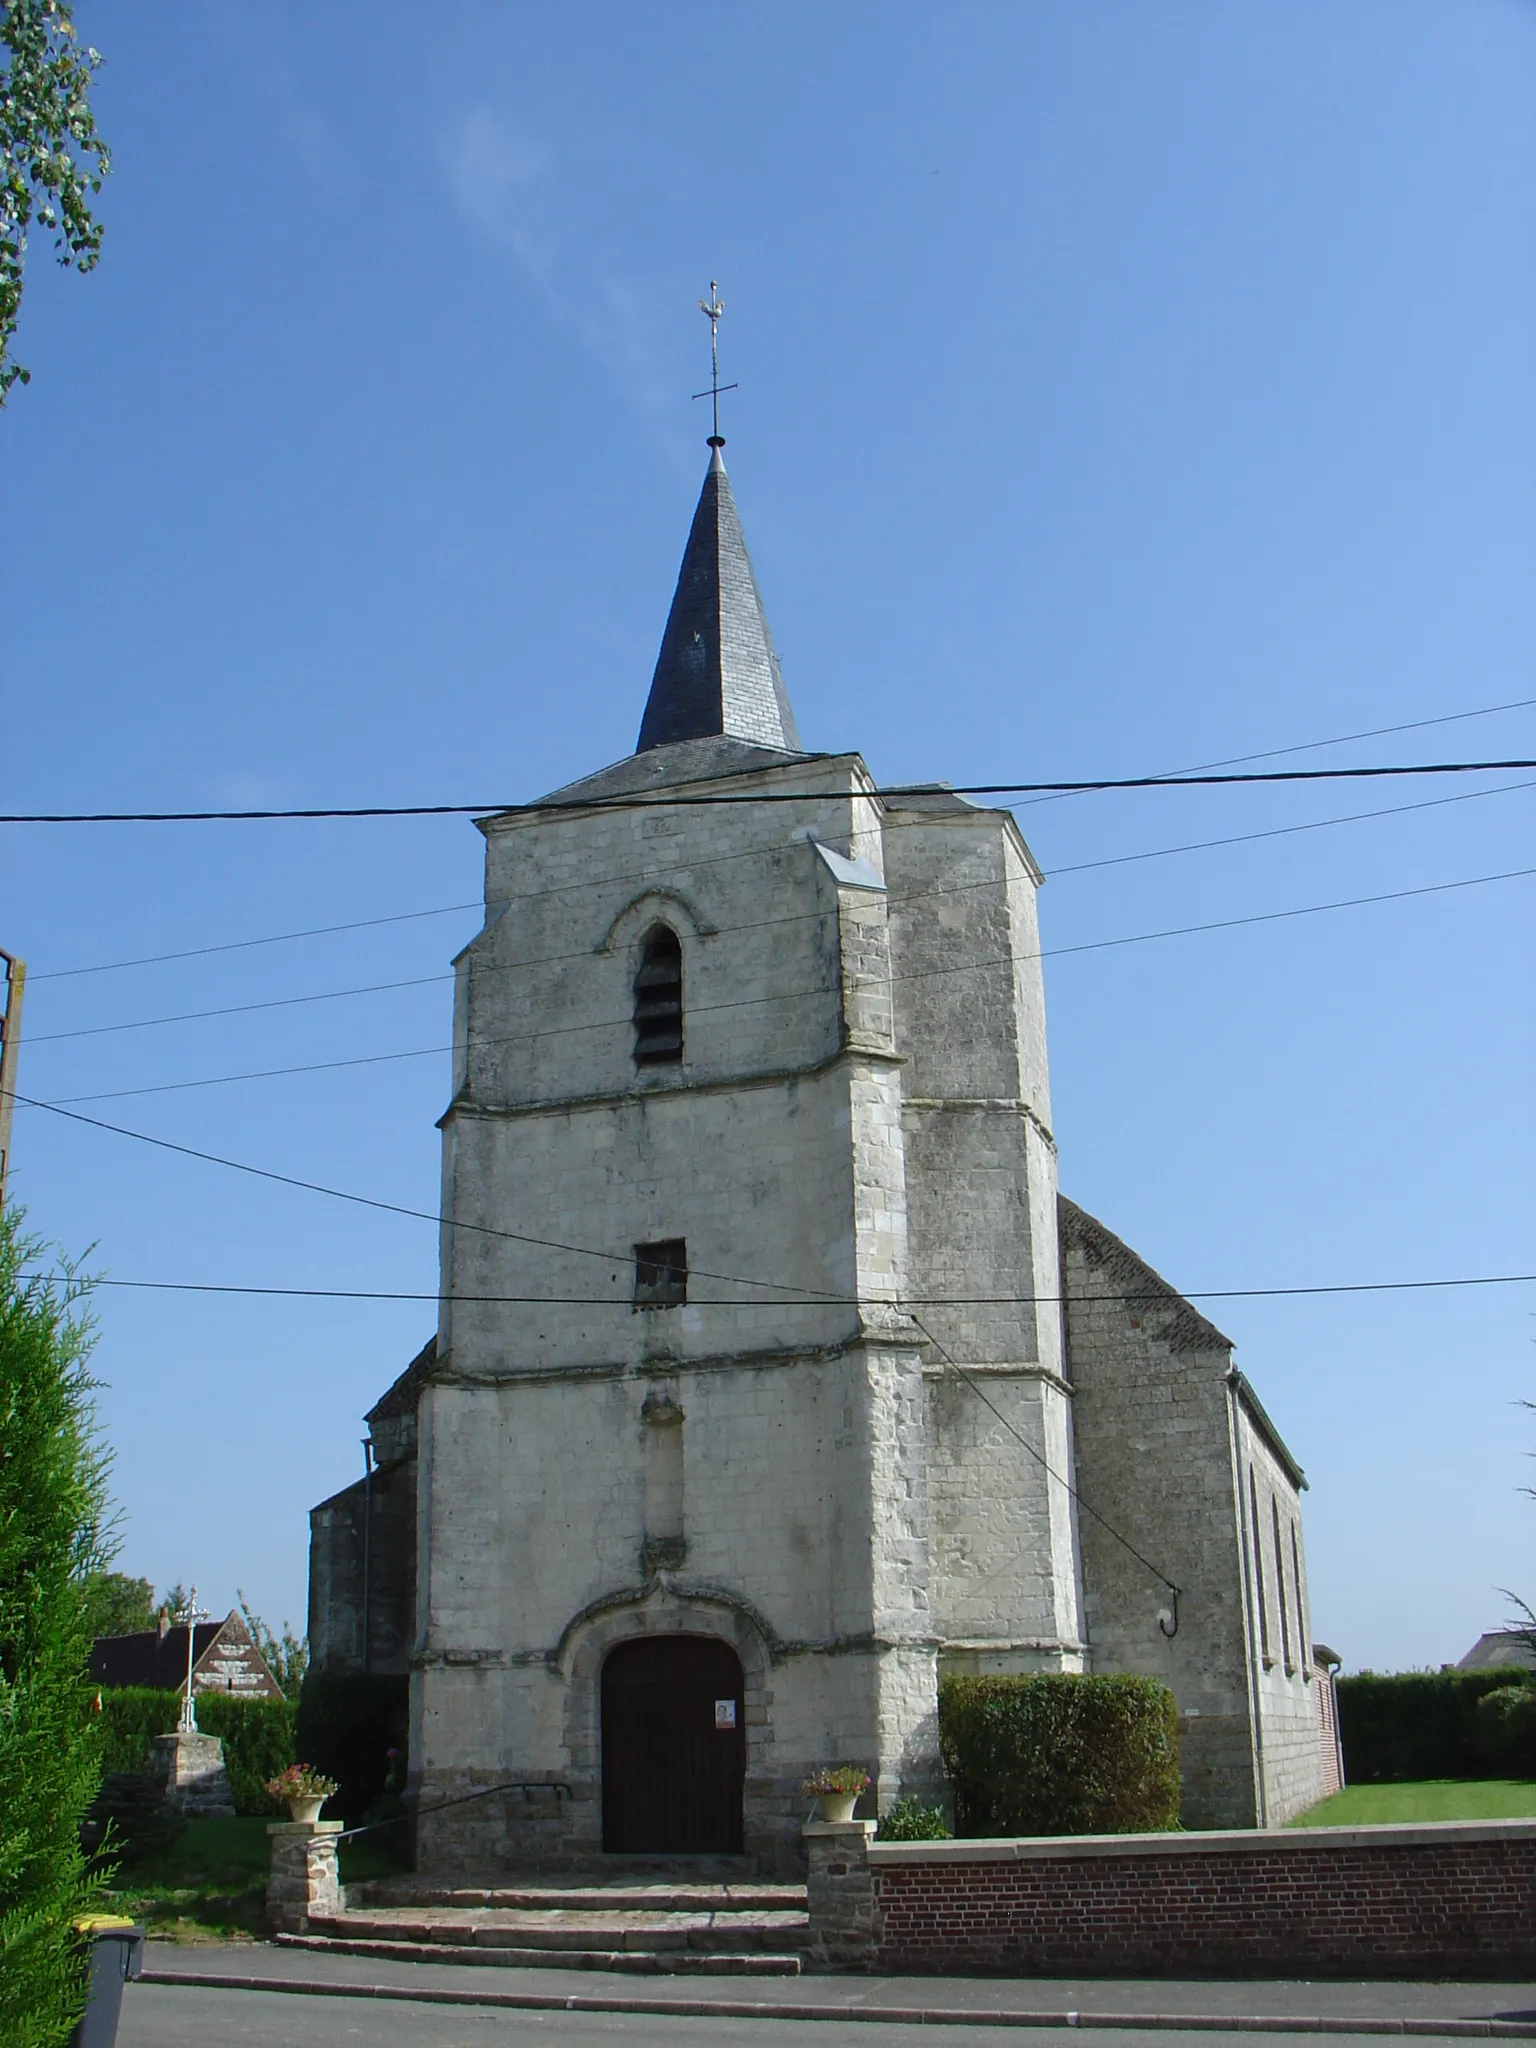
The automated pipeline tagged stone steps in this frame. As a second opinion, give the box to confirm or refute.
[288,1882,810,1975]
[351,1882,806,1915]
[279,1929,804,1976]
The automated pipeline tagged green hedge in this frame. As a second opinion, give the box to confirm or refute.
[98,1687,180,1776]
[1337,1670,1530,1783]
[194,1693,296,1815]
[877,1796,951,1841]
[97,1689,296,1815]
[294,1674,409,1825]
[1474,1685,1536,1779]
[939,1673,1181,1837]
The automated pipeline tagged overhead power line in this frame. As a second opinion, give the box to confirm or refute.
[29,1271,1535,1307]
[15,1081,1533,1618]
[1013,697,1536,808]
[1048,777,1536,877]
[25,772,1536,990]
[910,1309,1180,1599]
[7,1089,837,1302]
[5,758,1536,825]
[27,903,483,984]
[10,1090,1536,1313]
[20,1250,1531,1623]
[28,862,1536,1061]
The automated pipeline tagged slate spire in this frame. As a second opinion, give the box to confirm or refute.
[636,444,801,755]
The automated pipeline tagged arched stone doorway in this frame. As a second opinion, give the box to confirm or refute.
[601,1634,745,1854]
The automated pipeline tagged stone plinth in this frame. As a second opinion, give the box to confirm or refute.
[266,1820,343,1934]
[802,1818,879,1970]
[148,1730,235,1817]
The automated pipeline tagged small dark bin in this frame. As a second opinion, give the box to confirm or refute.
[69,1920,144,2048]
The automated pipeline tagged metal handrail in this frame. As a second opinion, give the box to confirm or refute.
[335,1777,569,1844]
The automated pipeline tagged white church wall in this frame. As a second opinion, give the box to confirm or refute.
[465,757,879,1113]
[1004,831,1053,1129]
[404,692,1329,1871]
[415,756,952,1871]
[1236,1400,1325,1826]
[412,1342,940,1872]
[881,800,1084,1671]
[443,1072,863,1375]
[925,1369,1088,1668]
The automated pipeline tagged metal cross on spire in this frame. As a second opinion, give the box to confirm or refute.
[692,280,737,446]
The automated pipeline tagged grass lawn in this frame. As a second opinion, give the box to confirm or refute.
[105,1816,409,1941]
[1289,1779,1536,1827]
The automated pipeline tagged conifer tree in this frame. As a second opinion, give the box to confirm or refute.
[0,1206,110,2046]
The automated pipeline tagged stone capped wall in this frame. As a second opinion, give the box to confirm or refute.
[863,1824,1536,1976]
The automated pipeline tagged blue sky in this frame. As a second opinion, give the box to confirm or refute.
[2,1,1532,1670]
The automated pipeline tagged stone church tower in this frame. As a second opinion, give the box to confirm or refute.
[311,439,1331,1870]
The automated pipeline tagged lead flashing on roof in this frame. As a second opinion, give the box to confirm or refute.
[1227,1366,1307,1491]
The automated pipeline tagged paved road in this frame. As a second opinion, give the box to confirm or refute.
[119,1982,1506,2048]
[130,1946,1536,2032]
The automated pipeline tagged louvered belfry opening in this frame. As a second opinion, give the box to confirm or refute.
[633,925,683,1066]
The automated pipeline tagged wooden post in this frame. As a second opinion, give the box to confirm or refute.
[0,950,25,1208]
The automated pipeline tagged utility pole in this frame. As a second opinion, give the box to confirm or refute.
[0,949,24,1208]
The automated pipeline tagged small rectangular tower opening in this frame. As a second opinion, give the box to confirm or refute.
[633,926,684,1065]
[634,1239,687,1309]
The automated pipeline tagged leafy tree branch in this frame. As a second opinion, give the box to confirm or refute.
[238,1592,309,1702]
[1,0,110,400]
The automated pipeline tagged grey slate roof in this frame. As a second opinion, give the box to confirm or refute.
[89,1621,222,1690]
[1059,1195,1309,1490]
[1458,1630,1536,1673]
[366,1334,436,1425]
[536,734,821,811]
[636,446,801,755]
[1059,1194,1235,1355]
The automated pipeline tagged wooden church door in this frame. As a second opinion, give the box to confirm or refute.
[600,1635,745,1854]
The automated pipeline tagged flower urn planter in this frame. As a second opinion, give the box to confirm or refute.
[815,1789,861,1824]
[285,1795,327,1824]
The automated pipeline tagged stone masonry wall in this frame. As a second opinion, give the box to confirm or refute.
[1061,1199,1326,1828]
[1235,1395,1324,1825]
[415,753,954,1871]
[1061,1200,1261,1829]
[883,799,1084,1674]
[307,1456,415,1679]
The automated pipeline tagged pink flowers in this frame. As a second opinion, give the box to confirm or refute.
[802,1765,870,1796]
[265,1763,339,1801]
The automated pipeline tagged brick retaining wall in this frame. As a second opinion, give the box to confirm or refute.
[803,1819,1536,1977]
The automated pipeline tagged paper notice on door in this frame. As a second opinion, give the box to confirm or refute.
[714,1699,737,1729]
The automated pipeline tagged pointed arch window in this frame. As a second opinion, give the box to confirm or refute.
[1272,1496,1294,1675]
[633,925,683,1066]
[1249,1467,1273,1668]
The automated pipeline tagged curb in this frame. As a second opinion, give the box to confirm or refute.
[138,1971,1536,2035]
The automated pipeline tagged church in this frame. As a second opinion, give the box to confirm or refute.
[309,434,1333,1872]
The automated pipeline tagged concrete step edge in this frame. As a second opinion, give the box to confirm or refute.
[276,1933,804,1976]
[312,1915,808,1953]
[350,1887,807,1913]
